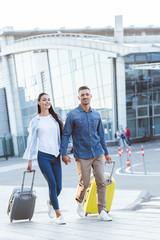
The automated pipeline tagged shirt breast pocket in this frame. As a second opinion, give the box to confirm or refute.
[91,118,99,130]
[75,119,86,128]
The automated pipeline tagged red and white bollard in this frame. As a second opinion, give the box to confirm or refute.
[118,147,124,173]
[141,145,147,175]
[128,147,133,173]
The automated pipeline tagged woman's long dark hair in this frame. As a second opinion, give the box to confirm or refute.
[37,93,63,137]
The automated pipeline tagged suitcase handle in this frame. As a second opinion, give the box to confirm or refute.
[105,160,115,183]
[20,170,36,197]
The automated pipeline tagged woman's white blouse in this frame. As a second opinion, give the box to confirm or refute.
[23,114,61,160]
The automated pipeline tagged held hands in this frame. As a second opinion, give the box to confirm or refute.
[105,155,112,164]
[27,160,32,172]
[62,155,71,165]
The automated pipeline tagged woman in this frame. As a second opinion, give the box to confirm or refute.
[23,93,66,225]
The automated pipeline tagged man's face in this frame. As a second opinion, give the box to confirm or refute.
[78,89,92,106]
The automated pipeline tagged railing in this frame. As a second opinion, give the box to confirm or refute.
[14,33,115,44]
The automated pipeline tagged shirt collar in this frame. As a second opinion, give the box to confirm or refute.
[78,105,93,112]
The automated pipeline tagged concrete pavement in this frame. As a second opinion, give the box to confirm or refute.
[0,140,160,240]
[0,186,160,240]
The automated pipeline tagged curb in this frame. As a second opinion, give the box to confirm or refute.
[123,190,151,211]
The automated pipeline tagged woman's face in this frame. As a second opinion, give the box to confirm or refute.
[38,94,51,111]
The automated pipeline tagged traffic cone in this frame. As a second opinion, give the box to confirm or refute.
[126,157,130,167]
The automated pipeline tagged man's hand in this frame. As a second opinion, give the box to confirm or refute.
[105,155,112,164]
[62,155,71,165]
[27,160,32,172]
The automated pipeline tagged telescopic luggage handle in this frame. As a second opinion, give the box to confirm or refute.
[20,170,36,196]
[105,160,115,184]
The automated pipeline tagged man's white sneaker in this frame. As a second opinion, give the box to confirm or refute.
[98,210,112,221]
[76,202,85,217]
[47,200,54,218]
[56,215,66,225]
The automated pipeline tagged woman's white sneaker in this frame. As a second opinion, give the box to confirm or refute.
[56,215,66,225]
[98,210,112,221]
[47,200,54,218]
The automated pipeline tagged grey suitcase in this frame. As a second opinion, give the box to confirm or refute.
[7,170,36,222]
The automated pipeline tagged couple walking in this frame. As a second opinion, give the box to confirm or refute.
[23,86,112,225]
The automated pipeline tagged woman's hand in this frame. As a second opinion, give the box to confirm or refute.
[27,160,32,172]
[62,156,71,165]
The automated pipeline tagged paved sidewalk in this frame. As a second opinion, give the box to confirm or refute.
[0,186,160,240]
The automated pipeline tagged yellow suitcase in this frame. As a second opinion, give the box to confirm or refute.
[83,161,115,215]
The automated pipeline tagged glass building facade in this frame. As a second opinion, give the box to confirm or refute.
[125,53,160,138]
[1,15,160,157]
[15,49,114,140]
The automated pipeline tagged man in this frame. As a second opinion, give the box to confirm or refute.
[125,127,131,146]
[61,86,112,221]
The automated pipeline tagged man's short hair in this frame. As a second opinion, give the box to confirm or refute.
[78,86,91,93]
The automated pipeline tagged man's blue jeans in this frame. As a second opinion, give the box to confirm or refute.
[37,151,62,210]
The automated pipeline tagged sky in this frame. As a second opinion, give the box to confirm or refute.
[0,0,160,30]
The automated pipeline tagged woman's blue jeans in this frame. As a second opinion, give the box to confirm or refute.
[37,151,62,210]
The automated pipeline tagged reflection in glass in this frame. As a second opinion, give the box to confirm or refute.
[154,117,160,135]
[138,107,148,117]
[137,118,149,137]
[127,107,136,119]
[154,105,160,115]
[153,92,160,104]
[137,94,148,105]
[127,119,136,138]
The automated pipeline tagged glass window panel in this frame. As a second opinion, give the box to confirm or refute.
[126,95,134,107]
[51,67,60,78]
[63,95,75,108]
[135,54,147,63]
[104,97,112,109]
[103,85,112,98]
[54,98,64,109]
[58,50,69,64]
[138,107,148,117]
[126,81,136,94]
[92,99,101,109]
[125,54,134,63]
[71,50,81,59]
[153,78,160,92]
[137,118,149,137]
[154,117,160,135]
[127,119,136,138]
[151,53,160,62]
[75,58,82,70]
[91,88,99,100]
[61,74,73,96]
[101,63,112,85]
[127,107,136,119]
[60,62,70,75]
[154,105,160,115]
[137,94,149,105]
[49,50,59,67]
[52,76,63,99]
[153,92,160,103]
[82,53,94,67]
[84,66,97,88]
[74,70,85,89]
[137,81,147,93]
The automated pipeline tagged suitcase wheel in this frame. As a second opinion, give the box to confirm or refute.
[10,219,13,223]
[85,213,88,217]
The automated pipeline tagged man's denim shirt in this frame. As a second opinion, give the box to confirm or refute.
[61,105,109,159]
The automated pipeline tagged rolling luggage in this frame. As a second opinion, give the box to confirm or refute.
[83,161,115,216]
[7,170,36,222]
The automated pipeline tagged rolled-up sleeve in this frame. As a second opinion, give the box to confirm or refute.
[97,118,109,156]
[60,113,73,156]
[23,119,38,160]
